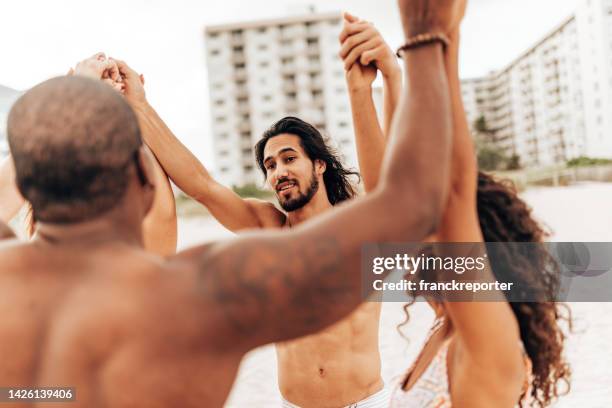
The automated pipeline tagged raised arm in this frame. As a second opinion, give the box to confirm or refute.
[141,147,178,256]
[0,157,25,223]
[342,13,403,138]
[339,15,402,191]
[112,59,282,232]
[180,0,463,352]
[434,28,524,408]
[69,56,178,255]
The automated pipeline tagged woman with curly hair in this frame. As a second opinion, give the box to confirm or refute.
[340,6,571,406]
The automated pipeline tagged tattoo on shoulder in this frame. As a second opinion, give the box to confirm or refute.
[198,235,348,337]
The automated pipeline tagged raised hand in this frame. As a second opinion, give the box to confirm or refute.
[397,0,467,38]
[110,58,147,108]
[72,53,124,93]
[339,13,399,80]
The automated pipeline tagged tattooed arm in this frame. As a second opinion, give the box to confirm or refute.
[175,10,458,350]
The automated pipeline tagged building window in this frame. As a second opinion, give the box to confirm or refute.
[258,43,268,51]
[216,116,226,123]
[259,61,269,68]
[210,49,220,56]
[220,167,229,173]
[263,95,272,102]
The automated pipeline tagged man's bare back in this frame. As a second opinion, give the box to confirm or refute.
[0,240,242,408]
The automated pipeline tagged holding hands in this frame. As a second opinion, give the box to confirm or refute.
[68,53,147,108]
[338,13,400,92]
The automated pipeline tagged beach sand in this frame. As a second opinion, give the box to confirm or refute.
[177,182,612,407]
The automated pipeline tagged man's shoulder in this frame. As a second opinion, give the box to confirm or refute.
[244,198,286,228]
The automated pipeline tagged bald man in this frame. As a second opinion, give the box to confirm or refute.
[0,0,460,404]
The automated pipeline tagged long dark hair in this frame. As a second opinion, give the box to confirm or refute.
[254,117,359,205]
[399,172,571,408]
[476,172,571,407]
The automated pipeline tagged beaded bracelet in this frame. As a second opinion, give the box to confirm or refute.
[396,33,450,57]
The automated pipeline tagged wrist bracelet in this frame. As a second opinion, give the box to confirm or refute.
[396,33,450,57]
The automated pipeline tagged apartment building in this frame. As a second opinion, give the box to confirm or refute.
[462,0,612,168]
[204,11,356,187]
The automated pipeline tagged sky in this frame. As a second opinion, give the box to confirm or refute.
[0,0,580,166]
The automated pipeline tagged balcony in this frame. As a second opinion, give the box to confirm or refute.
[235,68,247,81]
[234,87,249,99]
[312,96,325,109]
[236,103,250,115]
[280,25,306,39]
[306,44,319,57]
[279,45,294,58]
[285,99,298,112]
[307,61,322,73]
[281,63,297,74]
[230,36,244,47]
[283,82,297,93]
[237,120,251,133]
[231,53,246,65]
[310,77,324,91]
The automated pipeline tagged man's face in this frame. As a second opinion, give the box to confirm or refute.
[262,134,323,212]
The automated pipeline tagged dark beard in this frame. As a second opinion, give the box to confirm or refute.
[279,173,319,212]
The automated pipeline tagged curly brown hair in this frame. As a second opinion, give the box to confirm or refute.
[399,171,571,407]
